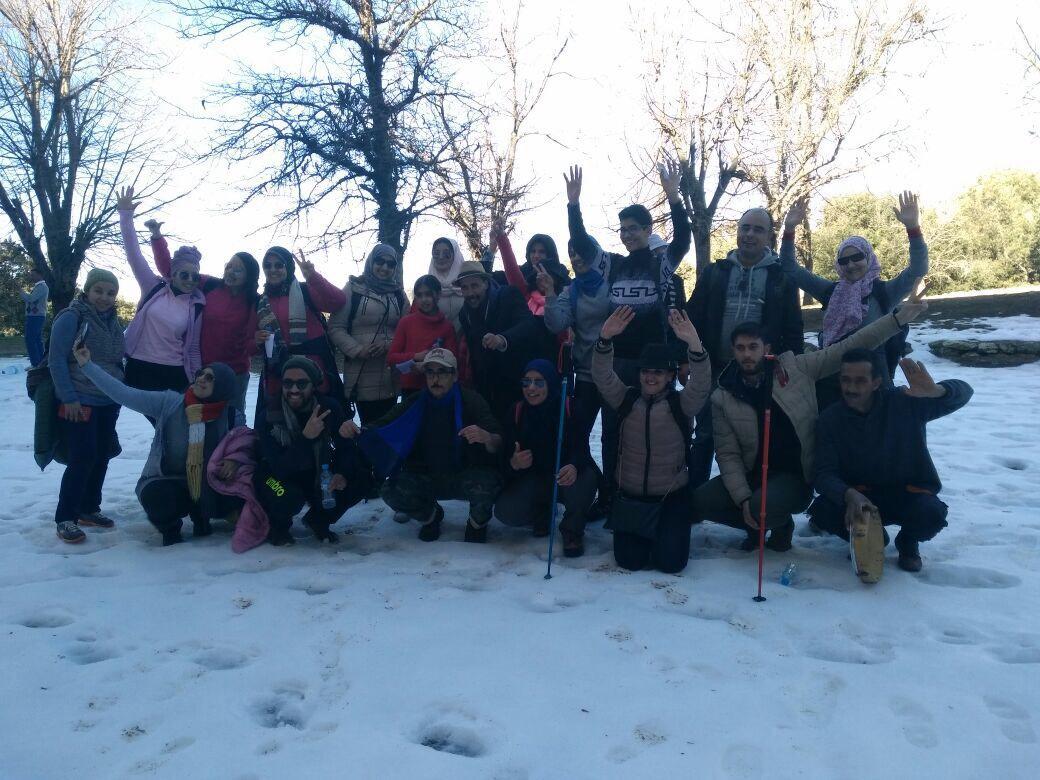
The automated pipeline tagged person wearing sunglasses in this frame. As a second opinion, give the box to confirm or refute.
[254,245,347,427]
[781,193,929,406]
[253,357,372,546]
[144,218,262,417]
[72,344,244,546]
[345,348,504,544]
[116,186,208,399]
[329,244,408,425]
[493,360,596,558]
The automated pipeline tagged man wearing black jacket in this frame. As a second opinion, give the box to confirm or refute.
[254,357,372,545]
[686,207,805,485]
[809,349,973,572]
[457,261,547,421]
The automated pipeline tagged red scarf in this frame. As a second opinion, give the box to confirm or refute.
[184,388,228,422]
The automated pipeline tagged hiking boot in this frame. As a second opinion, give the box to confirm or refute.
[766,521,794,552]
[562,531,585,558]
[464,518,488,544]
[303,513,339,544]
[739,532,759,551]
[162,529,184,547]
[56,521,86,544]
[267,528,295,547]
[532,518,550,538]
[587,494,611,522]
[192,518,213,538]
[78,512,114,529]
[897,539,922,572]
[418,505,443,542]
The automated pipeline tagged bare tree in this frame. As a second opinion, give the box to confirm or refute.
[177,0,482,259]
[0,0,170,312]
[1022,21,1040,132]
[436,4,568,260]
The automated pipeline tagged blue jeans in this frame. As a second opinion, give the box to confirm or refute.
[54,404,120,525]
[25,315,45,367]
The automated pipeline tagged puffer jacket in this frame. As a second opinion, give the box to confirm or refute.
[592,342,711,497]
[711,311,904,506]
[328,280,408,402]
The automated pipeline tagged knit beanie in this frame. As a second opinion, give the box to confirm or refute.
[83,268,119,293]
[281,356,323,386]
[171,245,202,277]
[264,246,296,278]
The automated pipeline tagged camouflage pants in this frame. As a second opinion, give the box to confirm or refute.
[381,467,503,526]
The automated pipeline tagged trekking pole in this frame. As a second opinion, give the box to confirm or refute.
[545,376,569,580]
[753,354,777,603]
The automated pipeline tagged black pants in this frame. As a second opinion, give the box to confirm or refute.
[695,473,811,535]
[254,467,369,536]
[572,379,602,443]
[494,467,597,536]
[125,357,189,393]
[688,395,717,488]
[356,397,397,426]
[139,479,242,536]
[613,487,693,574]
[808,488,948,553]
[600,357,640,498]
[54,404,120,525]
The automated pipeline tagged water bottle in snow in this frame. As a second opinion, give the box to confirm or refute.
[2,365,20,375]
[320,464,336,509]
[780,563,797,587]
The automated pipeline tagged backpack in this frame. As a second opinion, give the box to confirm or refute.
[614,386,693,467]
[25,307,83,401]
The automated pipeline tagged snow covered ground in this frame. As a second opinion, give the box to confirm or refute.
[1,316,1038,779]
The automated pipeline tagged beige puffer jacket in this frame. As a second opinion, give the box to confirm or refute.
[592,342,712,497]
[711,312,904,506]
[329,280,408,402]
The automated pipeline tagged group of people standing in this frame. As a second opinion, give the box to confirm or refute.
[34,166,971,577]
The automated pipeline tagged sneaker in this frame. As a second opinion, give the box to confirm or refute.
[562,531,585,558]
[418,505,443,542]
[56,521,86,544]
[78,512,114,528]
[192,518,213,538]
[766,521,794,552]
[464,518,488,544]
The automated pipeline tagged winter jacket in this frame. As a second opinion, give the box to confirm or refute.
[152,237,259,374]
[687,252,804,373]
[592,341,711,497]
[459,285,549,415]
[49,297,125,406]
[328,280,408,402]
[503,397,593,478]
[569,200,691,360]
[21,280,48,317]
[544,272,612,383]
[119,209,206,379]
[205,426,271,554]
[710,312,904,507]
[814,379,973,504]
[386,309,459,391]
[82,361,239,500]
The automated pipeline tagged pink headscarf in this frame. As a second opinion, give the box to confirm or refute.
[820,236,882,347]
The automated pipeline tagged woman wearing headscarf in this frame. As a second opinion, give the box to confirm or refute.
[428,237,466,330]
[117,186,206,395]
[493,359,597,558]
[144,219,262,415]
[781,193,928,407]
[329,244,409,424]
[488,228,571,316]
[255,245,347,425]
[72,345,244,546]
[48,269,126,544]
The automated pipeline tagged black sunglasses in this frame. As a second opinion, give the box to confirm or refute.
[263,261,286,270]
[373,258,397,269]
[176,271,200,281]
[837,251,867,266]
[282,378,312,390]
[195,370,215,381]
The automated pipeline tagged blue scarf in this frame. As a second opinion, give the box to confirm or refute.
[358,384,463,478]
[568,267,604,314]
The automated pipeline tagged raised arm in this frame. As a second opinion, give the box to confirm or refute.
[779,197,833,301]
[296,250,347,312]
[79,356,168,419]
[883,191,929,307]
[660,158,691,274]
[668,310,712,417]
[899,359,973,422]
[590,307,635,409]
[565,166,598,264]
[116,187,162,295]
[496,230,530,297]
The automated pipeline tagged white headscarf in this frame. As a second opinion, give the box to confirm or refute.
[428,237,463,287]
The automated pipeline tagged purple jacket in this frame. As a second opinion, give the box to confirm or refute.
[206,426,270,553]
[120,209,205,380]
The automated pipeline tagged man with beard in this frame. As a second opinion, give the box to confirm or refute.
[455,261,546,421]
[685,207,805,486]
[693,296,926,552]
[254,357,372,546]
[808,350,972,572]
[344,348,504,543]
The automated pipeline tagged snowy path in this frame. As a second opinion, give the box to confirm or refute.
[1,317,1038,778]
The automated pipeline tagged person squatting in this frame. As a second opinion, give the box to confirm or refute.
[33,167,971,578]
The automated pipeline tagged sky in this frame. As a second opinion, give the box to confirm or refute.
[23,0,1040,298]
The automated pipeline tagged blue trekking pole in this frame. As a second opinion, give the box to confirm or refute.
[544,376,569,580]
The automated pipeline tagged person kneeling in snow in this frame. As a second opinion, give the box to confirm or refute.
[73,345,243,546]
[808,350,972,572]
[343,348,504,543]
[254,357,372,546]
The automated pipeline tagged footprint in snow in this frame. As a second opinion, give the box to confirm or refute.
[987,635,1040,665]
[983,696,1037,744]
[991,455,1030,472]
[65,640,121,666]
[888,697,939,749]
[411,703,492,758]
[193,647,252,671]
[916,565,1020,590]
[14,608,74,629]
[251,682,310,730]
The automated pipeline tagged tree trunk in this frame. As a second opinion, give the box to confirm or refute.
[801,222,815,306]
[693,231,711,275]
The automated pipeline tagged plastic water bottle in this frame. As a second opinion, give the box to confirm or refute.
[320,464,336,509]
[1,365,20,375]
[780,562,797,587]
